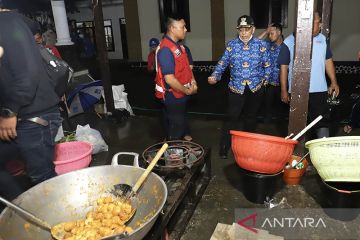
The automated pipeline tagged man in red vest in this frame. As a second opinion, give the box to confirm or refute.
[147,38,159,73]
[155,16,197,140]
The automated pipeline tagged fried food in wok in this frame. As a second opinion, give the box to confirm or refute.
[52,196,133,240]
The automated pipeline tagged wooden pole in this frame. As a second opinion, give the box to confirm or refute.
[123,0,142,61]
[288,0,314,155]
[321,0,333,41]
[92,0,115,113]
[210,0,225,61]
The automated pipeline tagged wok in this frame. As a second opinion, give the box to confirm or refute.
[0,152,167,240]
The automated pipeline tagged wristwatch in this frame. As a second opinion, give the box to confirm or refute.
[0,108,17,118]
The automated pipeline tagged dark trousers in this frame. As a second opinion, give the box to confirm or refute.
[163,101,187,140]
[308,92,330,129]
[220,86,265,151]
[0,112,62,201]
[0,172,23,201]
[348,97,360,128]
[264,85,281,121]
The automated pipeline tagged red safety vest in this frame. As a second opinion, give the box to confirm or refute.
[155,38,192,99]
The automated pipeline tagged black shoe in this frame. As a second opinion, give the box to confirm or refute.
[219,145,228,159]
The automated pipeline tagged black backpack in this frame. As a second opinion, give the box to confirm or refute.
[38,45,73,97]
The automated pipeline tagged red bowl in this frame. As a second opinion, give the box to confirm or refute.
[230,131,298,174]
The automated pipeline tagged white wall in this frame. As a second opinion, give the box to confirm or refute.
[223,0,359,61]
[186,0,212,61]
[330,0,360,61]
[224,0,296,45]
[224,0,249,42]
[276,0,360,61]
[67,4,124,59]
[137,0,212,61]
[137,0,162,61]
[137,0,296,61]
[67,0,359,61]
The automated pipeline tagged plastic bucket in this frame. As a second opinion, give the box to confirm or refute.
[283,155,308,185]
[320,181,360,221]
[240,168,283,204]
[54,141,93,175]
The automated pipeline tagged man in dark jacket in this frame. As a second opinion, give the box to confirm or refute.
[0,3,62,200]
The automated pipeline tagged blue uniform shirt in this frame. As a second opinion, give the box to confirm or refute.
[266,41,283,86]
[157,35,193,104]
[277,33,332,93]
[212,37,271,94]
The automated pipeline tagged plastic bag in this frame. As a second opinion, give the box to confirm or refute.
[55,125,64,142]
[102,85,134,115]
[75,124,108,154]
[264,197,290,209]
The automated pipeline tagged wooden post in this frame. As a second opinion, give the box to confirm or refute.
[321,0,333,41]
[92,0,115,113]
[210,0,225,61]
[288,0,314,155]
[123,0,142,61]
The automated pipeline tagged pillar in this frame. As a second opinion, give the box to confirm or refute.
[288,0,315,155]
[50,0,73,46]
[210,0,225,61]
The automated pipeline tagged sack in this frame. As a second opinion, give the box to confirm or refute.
[102,85,135,116]
[38,45,73,97]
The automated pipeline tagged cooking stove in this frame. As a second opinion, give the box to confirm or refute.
[142,141,211,240]
[142,140,206,177]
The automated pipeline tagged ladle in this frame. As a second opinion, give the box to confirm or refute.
[284,152,310,170]
[0,196,65,239]
[0,196,51,230]
[284,133,294,139]
[284,116,322,141]
[0,177,140,240]
[291,115,323,141]
[50,143,168,240]
[292,152,310,169]
[99,143,168,232]
[112,143,168,200]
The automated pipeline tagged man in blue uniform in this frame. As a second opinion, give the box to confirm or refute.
[278,12,339,138]
[258,23,284,123]
[208,15,271,158]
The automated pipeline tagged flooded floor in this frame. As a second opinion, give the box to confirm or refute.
[71,111,360,240]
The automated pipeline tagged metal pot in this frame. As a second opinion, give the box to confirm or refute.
[0,152,167,240]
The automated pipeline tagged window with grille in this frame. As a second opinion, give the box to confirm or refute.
[250,0,288,28]
[75,20,115,52]
[104,20,114,51]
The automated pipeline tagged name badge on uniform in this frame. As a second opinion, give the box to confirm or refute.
[174,49,181,57]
